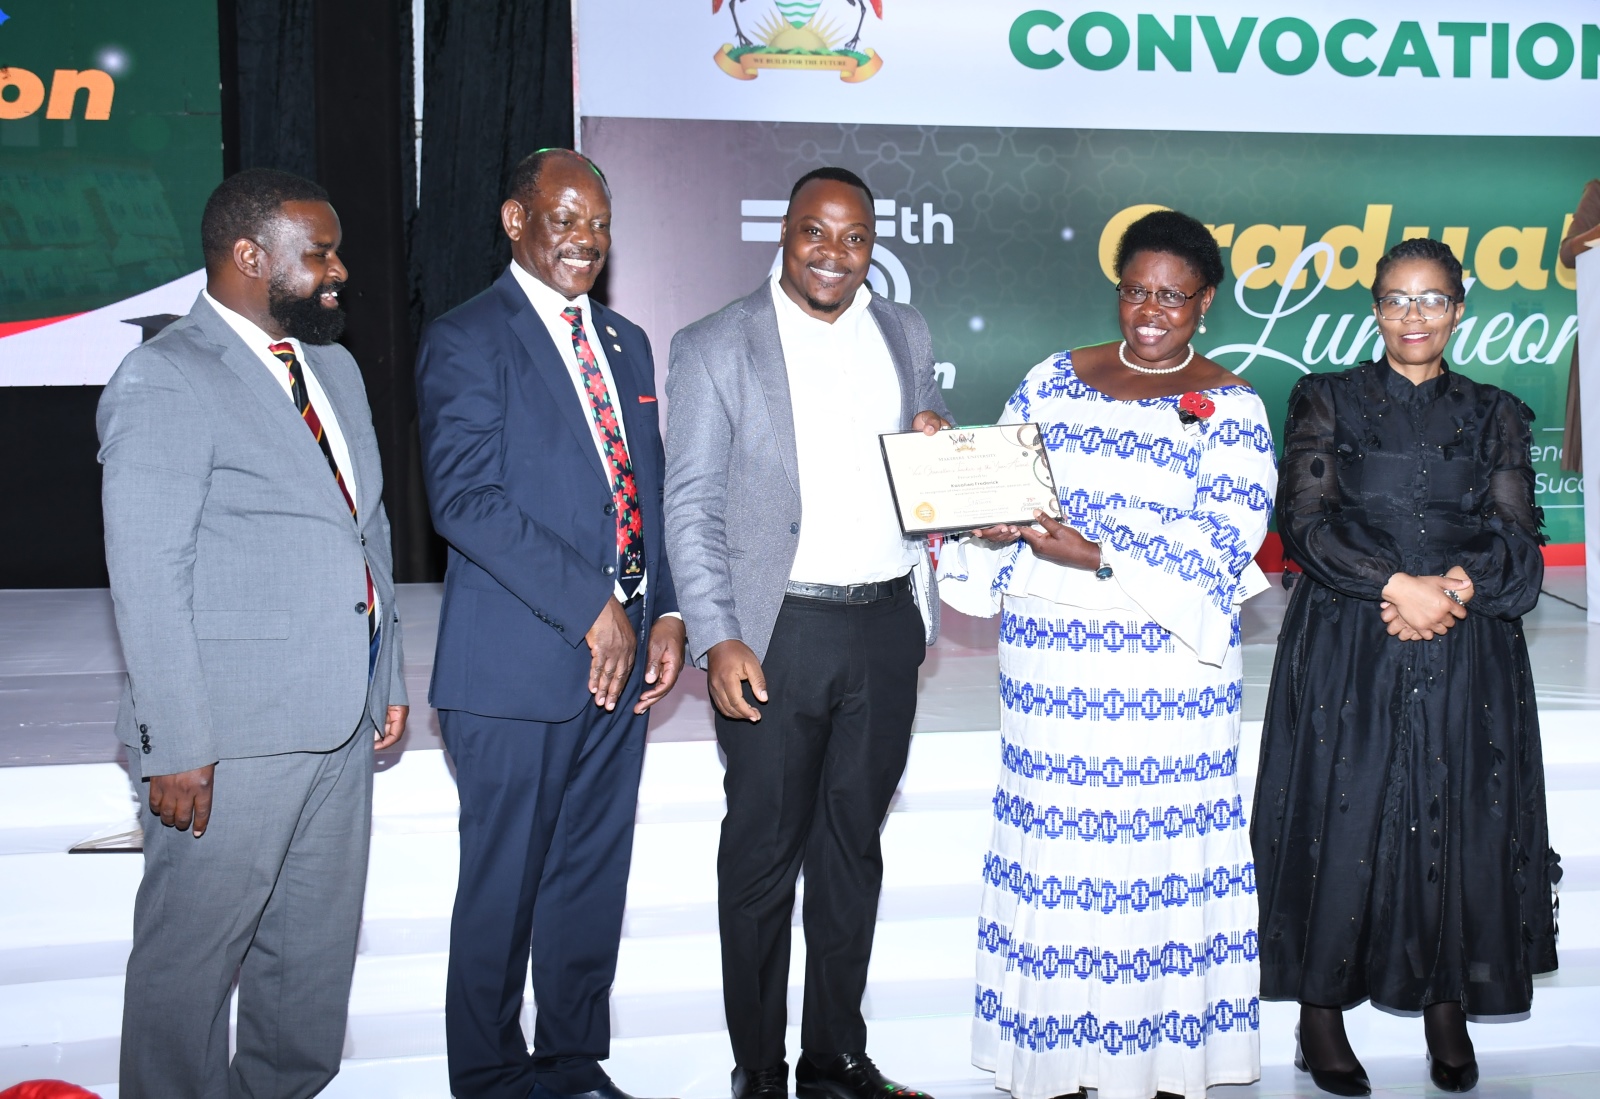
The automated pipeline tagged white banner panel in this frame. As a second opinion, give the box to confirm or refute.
[579,1,1600,136]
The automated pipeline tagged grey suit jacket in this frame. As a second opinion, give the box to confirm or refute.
[97,294,406,777]
[665,281,952,667]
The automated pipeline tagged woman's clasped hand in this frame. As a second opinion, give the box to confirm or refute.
[1378,566,1474,641]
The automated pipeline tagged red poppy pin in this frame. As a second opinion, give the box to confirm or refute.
[1176,391,1216,425]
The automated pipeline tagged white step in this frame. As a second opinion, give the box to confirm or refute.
[4,576,1599,1094]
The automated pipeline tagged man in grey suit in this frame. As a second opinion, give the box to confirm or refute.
[664,167,949,1099]
[98,168,408,1099]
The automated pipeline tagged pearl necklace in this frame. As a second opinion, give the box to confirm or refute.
[1118,340,1194,375]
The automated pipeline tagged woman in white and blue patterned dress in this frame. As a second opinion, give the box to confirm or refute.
[940,211,1276,1099]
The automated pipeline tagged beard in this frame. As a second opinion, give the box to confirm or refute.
[268,273,347,345]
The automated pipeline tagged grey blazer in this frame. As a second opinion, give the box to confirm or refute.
[664,282,951,667]
[97,294,406,776]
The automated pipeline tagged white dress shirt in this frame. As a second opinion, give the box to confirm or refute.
[202,290,377,619]
[509,263,665,608]
[770,275,919,585]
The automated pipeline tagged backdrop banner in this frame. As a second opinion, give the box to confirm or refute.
[0,1,222,385]
[578,0,1600,553]
[1578,248,1600,615]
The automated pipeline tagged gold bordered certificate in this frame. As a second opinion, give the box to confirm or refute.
[879,423,1061,535]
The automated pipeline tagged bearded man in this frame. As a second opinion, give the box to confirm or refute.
[99,168,408,1098]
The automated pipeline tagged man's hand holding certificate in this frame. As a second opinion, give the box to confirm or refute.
[879,423,1061,535]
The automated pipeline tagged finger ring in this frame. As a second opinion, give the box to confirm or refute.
[1445,589,1465,606]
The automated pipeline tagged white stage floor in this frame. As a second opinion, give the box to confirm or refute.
[1,572,1597,1097]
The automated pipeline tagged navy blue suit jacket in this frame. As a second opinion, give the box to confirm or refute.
[416,269,676,723]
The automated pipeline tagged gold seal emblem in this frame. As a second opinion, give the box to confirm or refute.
[914,501,936,523]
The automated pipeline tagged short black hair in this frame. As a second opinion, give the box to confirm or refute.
[201,168,329,263]
[506,148,609,204]
[1372,237,1466,301]
[787,166,875,213]
[1115,209,1226,289]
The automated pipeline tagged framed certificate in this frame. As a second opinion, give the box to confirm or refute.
[879,423,1061,535]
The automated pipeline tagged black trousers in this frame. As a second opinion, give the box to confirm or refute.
[441,603,649,1099]
[715,584,925,1071]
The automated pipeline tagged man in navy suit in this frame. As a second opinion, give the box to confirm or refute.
[416,149,686,1099]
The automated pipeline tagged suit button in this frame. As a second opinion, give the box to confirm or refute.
[356,602,368,614]
[603,565,616,577]
[360,535,367,546]
[142,744,151,754]
[790,522,799,535]
[139,724,148,734]
[604,503,616,516]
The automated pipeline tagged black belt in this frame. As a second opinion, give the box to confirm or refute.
[784,573,912,604]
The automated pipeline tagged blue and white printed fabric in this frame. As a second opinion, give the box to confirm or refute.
[941,351,1277,1099]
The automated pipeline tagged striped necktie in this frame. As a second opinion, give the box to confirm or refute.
[269,341,380,675]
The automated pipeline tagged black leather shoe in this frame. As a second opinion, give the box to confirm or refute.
[1428,1053,1480,1093]
[533,1081,677,1099]
[733,1064,789,1099]
[1293,1025,1372,1097]
[795,1053,931,1099]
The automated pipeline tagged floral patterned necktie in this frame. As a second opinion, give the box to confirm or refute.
[561,306,644,599]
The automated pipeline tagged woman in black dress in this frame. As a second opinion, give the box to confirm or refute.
[1251,238,1558,1096]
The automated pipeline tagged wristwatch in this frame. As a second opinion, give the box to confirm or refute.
[1095,544,1113,581]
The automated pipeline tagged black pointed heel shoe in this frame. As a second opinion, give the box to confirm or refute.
[1428,1052,1480,1093]
[1294,1024,1372,1097]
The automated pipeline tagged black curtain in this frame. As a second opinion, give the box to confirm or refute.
[226,0,318,180]
[410,0,574,327]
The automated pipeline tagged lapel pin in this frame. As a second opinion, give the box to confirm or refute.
[605,325,618,337]
[613,344,623,353]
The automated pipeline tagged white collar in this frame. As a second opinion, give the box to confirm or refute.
[202,289,295,355]
[769,271,873,329]
[508,261,593,324]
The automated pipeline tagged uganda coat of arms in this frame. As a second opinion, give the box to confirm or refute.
[712,0,884,82]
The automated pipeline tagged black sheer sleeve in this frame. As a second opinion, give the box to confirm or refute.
[1454,393,1545,619]
[1275,374,1406,600]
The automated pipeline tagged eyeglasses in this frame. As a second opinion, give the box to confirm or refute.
[1374,292,1457,320]
[1116,283,1202,309]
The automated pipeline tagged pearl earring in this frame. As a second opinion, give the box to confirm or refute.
[1198,315,1208,335]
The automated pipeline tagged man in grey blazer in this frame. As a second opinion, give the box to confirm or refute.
[98,169,407,1099]
[665,167,949,1099]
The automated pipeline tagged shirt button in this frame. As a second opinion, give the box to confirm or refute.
[603,565,616,576]
[355,602,368,614]
[790,522,800,535]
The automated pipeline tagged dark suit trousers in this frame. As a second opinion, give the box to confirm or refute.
[120,729,372,1099]
[442,603,648,1099]
[715,585,925,1071]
